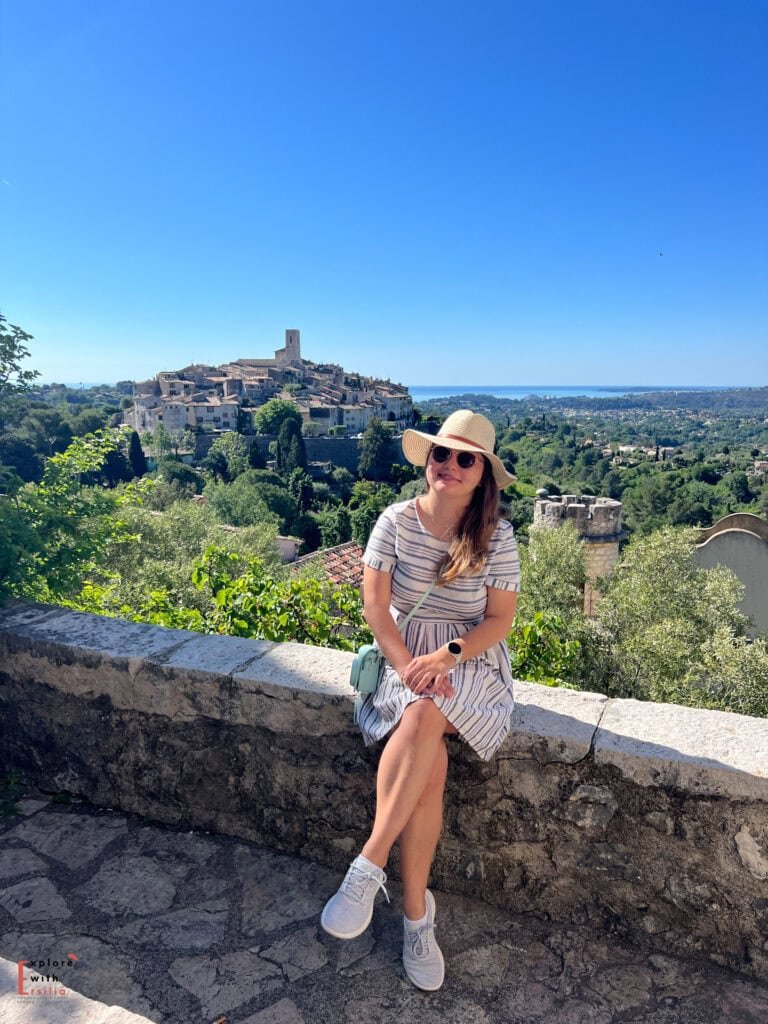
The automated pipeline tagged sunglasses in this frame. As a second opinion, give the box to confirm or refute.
[430,445,479,470]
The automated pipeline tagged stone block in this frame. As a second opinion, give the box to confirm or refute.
[594,698,768,801]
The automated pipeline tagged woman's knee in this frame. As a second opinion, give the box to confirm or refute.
[400,698,449,739]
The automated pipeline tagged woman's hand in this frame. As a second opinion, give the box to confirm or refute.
[400,649,456,699]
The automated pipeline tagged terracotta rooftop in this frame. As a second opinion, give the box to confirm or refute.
[291,540,364,588]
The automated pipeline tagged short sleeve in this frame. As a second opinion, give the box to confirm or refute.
[485,521,521,592]
[363,505,398,573]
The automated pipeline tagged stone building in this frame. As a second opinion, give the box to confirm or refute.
[694,512,768,636]
[533,491,624,614]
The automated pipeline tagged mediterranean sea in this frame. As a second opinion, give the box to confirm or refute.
[409,384,738,402]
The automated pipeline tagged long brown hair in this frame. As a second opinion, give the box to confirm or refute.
[426,455,500,584]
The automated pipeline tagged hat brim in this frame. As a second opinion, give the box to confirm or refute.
[402,428,517,489]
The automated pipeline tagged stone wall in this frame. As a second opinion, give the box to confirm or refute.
[194,434,409,473]
[1,602,768,981]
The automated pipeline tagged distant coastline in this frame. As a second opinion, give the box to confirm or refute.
[409,384,743,402]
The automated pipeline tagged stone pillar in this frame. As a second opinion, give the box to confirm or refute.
[533,491,624,615]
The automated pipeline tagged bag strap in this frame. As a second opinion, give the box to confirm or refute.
[396,578,438,634]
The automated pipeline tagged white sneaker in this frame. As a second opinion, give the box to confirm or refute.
[320,855,389,939]
[403,889,445,991]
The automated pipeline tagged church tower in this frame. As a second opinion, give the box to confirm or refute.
[275,329,302,367]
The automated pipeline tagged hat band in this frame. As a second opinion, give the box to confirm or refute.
[437,432,489,453]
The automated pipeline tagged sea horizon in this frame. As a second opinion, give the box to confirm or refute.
[43,381,747,399]
[409,384,745,402]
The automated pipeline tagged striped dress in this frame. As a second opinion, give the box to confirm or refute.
[357,498,521,762]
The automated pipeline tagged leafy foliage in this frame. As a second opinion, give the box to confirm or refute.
[358,418,396,481]
[186,547,370,649]
[252,398,303,436]
[0,314,40,401]
[508,610,581,686]
[0,431,134,602]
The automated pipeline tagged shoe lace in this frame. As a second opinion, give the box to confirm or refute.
[406,923,432,958]
[342,865,390,905]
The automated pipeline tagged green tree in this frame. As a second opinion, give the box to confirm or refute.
[0,313,39,407]
[253,398,303,436]
[152,421,173,457]
[127,431,148,478]
[358,418,395,481]
[315,504,352,547]
[100,446,134,487]
[0,432,131,602]
[78,501,282,618]
[70,407,110,437]
[274,417,307,475]
[188,547,370,650]
[19,408,73,457]
[587,527,749,705]
[517,523,587,627]
[157,458,204,493]
[206,432,249,481]
[288,467,314,512]
[0,434,42,483]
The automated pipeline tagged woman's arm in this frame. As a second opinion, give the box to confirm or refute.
[362,564,414,678]
[400,587,518,695]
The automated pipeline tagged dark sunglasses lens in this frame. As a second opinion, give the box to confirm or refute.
[431,446,477,469]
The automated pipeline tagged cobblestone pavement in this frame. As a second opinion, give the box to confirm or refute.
[1,794,767,1024]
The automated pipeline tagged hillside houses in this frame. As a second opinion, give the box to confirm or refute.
[125,329,412,436]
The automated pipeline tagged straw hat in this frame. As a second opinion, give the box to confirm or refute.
[402,409,516,489]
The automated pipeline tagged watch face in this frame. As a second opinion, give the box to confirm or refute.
[448,641,462,655]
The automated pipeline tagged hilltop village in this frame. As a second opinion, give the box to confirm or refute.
[125,329,413,436]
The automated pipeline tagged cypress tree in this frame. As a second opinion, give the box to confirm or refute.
[127,430,148,478]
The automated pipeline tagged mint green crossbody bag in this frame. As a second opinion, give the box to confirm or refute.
[350,578,438,721]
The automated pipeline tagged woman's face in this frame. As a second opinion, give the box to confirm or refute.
[425,445,486,501]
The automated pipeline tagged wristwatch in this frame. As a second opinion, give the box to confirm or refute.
[446,640,463,666]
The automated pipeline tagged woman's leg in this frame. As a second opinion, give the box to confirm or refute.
[361,699,450,870]
[398,736,448,920]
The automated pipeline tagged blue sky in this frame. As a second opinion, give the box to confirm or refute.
[1,0,766,386]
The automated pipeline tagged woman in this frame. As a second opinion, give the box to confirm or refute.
[321,410,520,991]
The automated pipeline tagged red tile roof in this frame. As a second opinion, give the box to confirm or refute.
[291,541,364,588]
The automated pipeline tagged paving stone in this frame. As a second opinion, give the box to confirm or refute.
[0,848,48,883]
[584,964,654,1015]
[719,977,768,1023]
[234,845,337,935]
[6,812,128,868]
[452,941,514,994]
[133,826,219,863]
[332,931,376,973]
[169,950,283,1017]
[237,998,307,1024]
[0,877,71,923]
[112,900,229,949]
[17,798,50,816]
[74,854,191,916]
[342,992,493,1024]
[260,925,328,981]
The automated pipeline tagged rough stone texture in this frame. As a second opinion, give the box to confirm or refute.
[533,494,623,540]
[594,697,768,798]
[3,602,768,988]
[0,799,766,1024]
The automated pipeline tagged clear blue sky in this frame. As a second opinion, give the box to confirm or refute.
[1,0,766,386]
